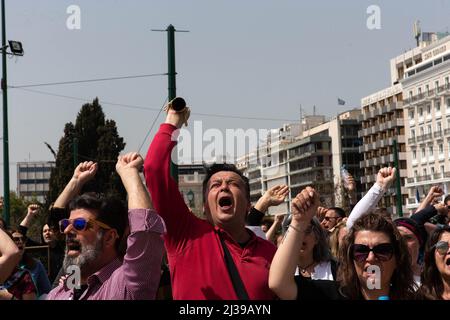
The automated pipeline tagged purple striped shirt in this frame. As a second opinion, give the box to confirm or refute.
[46,208,165,300]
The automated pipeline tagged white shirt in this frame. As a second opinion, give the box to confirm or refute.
[295,261,334,280]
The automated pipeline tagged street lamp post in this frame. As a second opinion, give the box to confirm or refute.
[1,0,24,227]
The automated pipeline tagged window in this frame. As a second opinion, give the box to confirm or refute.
[435,80,439,91]
[428,125,432,134]
[431,167,435,175]
[414,170,418,177]
[436,101,441,112]
[423,168,427,176]
[419,107,423,117]
[426,84,430,94]
[439,144,444,155]
[413,150,417,159]
[446,77,449,89]
[409,110,414,119]
[418,87,422,96]
[409,91,413,99]
[427,105,431,115]
[411,129,416,137]
[429,146,433,157]
[420,127,424,136]
[422,148,426,157]
[441,165,445,175]
[437,122,442,132]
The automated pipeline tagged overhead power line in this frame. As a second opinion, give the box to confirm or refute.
[9,73,167,88]
[12,87,297,122]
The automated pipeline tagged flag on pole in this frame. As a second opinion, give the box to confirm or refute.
[337,98,345,105]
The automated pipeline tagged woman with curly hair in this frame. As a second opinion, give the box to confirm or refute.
[418,225,450,300]
[269,186,417,300]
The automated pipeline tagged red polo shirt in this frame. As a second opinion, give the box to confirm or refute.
[144,123,276,300]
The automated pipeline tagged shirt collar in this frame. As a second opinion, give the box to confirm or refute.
[87,258,121,285]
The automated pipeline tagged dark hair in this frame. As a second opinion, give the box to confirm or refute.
[202,163,250,203]
[418,225,450,300]
[328,207,346,218]
[310,217,332,263]
[444,194,450,204]
[68,193,128,252]
[338,213,416,300]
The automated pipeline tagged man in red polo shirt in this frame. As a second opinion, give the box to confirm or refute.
[144,99,277,300]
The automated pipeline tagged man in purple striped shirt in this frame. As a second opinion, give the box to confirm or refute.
[46,152,165,300]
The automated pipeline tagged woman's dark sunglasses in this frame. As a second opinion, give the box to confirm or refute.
[351,243,394,262]
[434,241,449,255]
[59,218,111,233]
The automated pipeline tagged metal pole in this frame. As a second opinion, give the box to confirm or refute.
[393,139,403,217]
[1,0,10,226]
[167,24,179,182]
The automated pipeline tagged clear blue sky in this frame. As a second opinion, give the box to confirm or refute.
[1,0,450,193]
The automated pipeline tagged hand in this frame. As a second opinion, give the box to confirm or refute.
[434,202,449,216]
[73,161,98,185]
[26,204,40,218]
[316,206,328,220]
[0,288,12,300]
[291,187,319,224]
[344,174,356,193]
[274,213,286,224]
[164,100,191,128]
[262,185,289,206]
[376,167,396,191]
[116,152,144,176]
[425,186,444,204]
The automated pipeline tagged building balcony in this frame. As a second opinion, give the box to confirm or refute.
[434,130,443,139]
[408,137,416,144]
[444,128,450,135]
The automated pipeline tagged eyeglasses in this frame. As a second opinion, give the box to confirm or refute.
[351,243,394,262]
[12,236,25,242]
[434,241,449,255]
[59,218,112,233]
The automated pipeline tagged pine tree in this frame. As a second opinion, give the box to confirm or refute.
[46,98,126,208]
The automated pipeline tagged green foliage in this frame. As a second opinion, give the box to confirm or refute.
[46,98,126,208]
[0,192,45,242]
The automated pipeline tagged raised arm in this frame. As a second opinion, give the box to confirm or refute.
[247,185,289,227]
[144,100,194,252]
[0,228,21,283]
[53,161,98,208]
[116,152,165,299]
[266,213,286,243]
[416,186,444,213]
[269,187,319,300]
[346,167,395,229]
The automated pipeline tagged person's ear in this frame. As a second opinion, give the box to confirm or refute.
[103,229,119,249]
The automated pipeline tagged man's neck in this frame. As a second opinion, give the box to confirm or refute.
[80,253,118,285]
[220,225,251,244]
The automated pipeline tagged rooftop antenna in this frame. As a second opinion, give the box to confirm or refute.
[413,20,421,47]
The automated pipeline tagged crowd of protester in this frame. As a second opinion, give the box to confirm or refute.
[0,97,449,300]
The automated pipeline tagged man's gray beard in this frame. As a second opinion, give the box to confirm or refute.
[63,230,104,273]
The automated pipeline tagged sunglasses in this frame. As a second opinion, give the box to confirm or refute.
[434,241,449,255]
[351,243,394,262]
[59,218,111,233]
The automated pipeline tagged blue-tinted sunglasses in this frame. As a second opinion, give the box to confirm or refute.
[59,218,111,233]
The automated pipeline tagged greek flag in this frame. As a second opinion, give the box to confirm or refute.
[337,98,345,105]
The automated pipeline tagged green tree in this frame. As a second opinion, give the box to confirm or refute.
[46,98,126,208]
